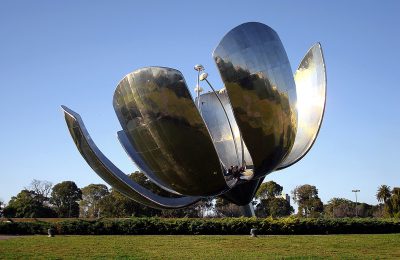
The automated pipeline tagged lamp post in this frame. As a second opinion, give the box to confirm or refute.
[352,189,360,217]
[194,64,204,108]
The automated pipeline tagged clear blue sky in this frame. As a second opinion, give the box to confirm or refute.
[1,1,399,206]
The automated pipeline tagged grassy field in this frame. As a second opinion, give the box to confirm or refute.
[0,234,399,259]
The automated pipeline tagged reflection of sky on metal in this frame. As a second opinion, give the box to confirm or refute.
[113,67,228,197]
[61,105,200,209]
[196,91,254,187]
[213,22,297,179]
[60,22,327,209]
[117,130,181,195]
[278,43,326,169]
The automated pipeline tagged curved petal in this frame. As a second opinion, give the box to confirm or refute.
[196,91,254,187]
[277,43,326,170]
[113,67,228,196]
[213,22,297,178]
[61,105,200,209]
[117,130,181,195]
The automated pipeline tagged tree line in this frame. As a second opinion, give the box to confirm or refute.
[0,172,399,218]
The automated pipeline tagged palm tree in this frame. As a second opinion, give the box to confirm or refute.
[376,185,391,203]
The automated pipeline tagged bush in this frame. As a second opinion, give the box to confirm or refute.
[0,217,399,235]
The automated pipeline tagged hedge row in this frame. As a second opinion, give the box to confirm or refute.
[1,217,400,235]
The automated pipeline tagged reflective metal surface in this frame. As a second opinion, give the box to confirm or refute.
[213,22,297,178]
[117,130,181,195]
[196,91,254,187]
[61,105,200,209]
[113,67,228,196]
[277,43,326,169]
[61,22,326,213]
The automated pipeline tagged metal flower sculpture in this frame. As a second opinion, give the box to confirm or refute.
[62,22,326,215]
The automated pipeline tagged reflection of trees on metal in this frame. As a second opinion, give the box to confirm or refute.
[61,22,326,215]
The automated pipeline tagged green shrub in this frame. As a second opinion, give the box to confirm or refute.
[1,217,399,235]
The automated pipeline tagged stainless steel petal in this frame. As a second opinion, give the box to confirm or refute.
[277,43,327,169]
[61,105,201,209]
[117,130,181,195]
[113,67,228,196]
[213,22,297,178]
[196,91,254,187]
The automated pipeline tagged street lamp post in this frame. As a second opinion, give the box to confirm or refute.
[352,189,360,217]
[194,64,204,109]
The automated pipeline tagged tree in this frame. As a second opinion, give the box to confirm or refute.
[391,187,400,218]
[324,198,380,218]
[80,184,109,218]
[255,197,293,218]
[161,198,214,218]
[292,184,323,217]
[393,187,400,197]
[26,179,53,204]
[356,203,378,218]
[3,190,57,218]
[254,181,293,217]
[376,185,392,217]
[255,181,283,200]
[214,197,243,217]
[98,172,163,217]
[98,189,151,217]
[129,171,213,218]
[50,181,82,217]
[376,185,400,218]
[324,198,353,218]
[193,198,214,218]
[98,172,194,217]
[376,185,391,203]
[325,198,360,218]
[97,171,214,218]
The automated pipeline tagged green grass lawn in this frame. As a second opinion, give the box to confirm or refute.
[0,234,399,259]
